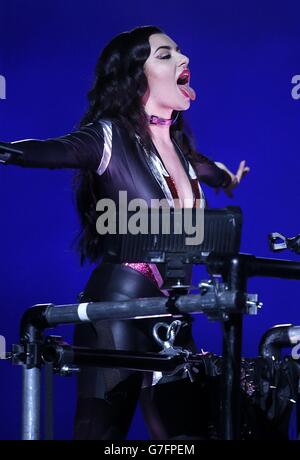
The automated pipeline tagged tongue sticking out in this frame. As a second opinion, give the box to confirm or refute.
[178,83,196,101]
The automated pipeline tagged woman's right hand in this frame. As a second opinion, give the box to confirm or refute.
[0,142,23,164]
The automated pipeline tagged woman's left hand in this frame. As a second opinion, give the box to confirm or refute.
[214,160,250,198]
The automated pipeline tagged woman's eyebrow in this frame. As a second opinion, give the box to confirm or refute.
[154,45,181,54]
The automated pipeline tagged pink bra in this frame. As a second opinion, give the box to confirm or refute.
[123,262,168,296]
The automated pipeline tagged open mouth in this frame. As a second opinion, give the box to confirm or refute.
[176,69,196,101]
[177,69,190,86]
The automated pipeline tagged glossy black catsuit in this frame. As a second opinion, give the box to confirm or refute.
[3,118,230,439]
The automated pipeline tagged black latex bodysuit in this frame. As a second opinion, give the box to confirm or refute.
[2,118,231,439]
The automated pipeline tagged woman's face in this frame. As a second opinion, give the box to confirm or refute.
[143,33,196,117]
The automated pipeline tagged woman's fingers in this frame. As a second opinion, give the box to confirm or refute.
[235,160,250,183]
[235,160,245,182]
[215,160,250,197]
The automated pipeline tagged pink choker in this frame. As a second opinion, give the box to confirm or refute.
[148,113,179,126]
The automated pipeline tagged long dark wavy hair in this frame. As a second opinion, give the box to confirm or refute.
[75,25,199,264]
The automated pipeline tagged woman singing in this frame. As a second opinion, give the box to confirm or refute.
[1,25,249,439]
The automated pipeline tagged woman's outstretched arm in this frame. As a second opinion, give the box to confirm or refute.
[192,152,250,195]
[192,151,232,188]
[0,121,109,171]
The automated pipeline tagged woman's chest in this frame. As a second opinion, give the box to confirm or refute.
[98,133,203,207]
[156,145,194,206]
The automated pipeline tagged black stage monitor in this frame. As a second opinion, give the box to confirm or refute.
[102,206,242,266]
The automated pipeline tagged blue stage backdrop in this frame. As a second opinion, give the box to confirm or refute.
[0,0,299,440]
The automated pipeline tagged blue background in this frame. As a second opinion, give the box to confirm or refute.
[0,0,299,439]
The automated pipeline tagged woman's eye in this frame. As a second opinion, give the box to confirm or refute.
[158,54,171,60]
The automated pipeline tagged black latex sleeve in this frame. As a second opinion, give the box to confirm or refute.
[192,152,232,188]
[0,122,105,170]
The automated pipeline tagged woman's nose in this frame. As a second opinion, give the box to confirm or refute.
[178,52,189,68]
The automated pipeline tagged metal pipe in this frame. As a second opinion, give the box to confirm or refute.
[221,256,247,440]
[43,345,193,372]
[22,365,41,440]
[207,253,300,281]
[45,291,237,327]
[259,324,300,359]
[20,305,47,441]
[248,257,300,279]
